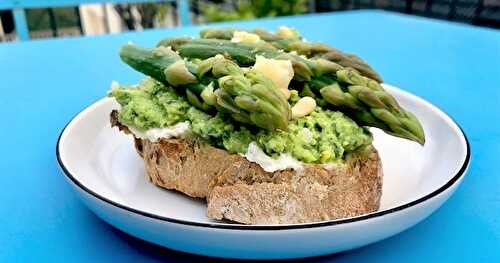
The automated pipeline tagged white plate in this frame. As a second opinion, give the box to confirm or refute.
[57,84,470,260]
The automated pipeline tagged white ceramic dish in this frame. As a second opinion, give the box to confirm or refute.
[57,85,470,260]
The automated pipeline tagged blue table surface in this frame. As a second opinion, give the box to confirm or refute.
[1,10,499,262]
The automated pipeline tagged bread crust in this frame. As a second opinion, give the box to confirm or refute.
[111,111,383,224]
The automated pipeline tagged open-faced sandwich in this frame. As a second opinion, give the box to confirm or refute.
[108,27,425,224]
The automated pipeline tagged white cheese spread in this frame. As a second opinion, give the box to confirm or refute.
[129,122,190,142]
[244,142,303,173]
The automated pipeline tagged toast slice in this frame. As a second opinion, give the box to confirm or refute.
[111,111,383,224]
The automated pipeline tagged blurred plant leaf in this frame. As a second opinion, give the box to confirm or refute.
[201,0,308,23]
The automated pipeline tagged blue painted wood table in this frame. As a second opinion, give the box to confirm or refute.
[1,10,499,262]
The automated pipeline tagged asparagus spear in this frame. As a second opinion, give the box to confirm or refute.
[157,38,424,144]
[216,70,291,130]
[320,69,425,144]
[157,37,315,81]
[199,27,383,82]
[119,44,290,130]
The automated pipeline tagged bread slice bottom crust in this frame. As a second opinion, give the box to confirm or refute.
[111,111,383,225]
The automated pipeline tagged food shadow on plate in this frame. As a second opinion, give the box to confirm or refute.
[153,184,248,225]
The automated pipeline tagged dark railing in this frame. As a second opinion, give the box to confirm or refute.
[314,0,500,28]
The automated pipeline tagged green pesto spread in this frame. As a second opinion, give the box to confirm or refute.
[110,79,190,129]
[109,78,372,164]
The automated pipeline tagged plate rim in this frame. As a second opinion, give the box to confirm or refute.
[56,86,471,230]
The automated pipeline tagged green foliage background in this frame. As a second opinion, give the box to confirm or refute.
[201,0,309,22]
[26,8,79,31]
[23,1,309,33]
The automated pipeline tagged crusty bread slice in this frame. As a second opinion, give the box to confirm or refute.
[111,111,383,224]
